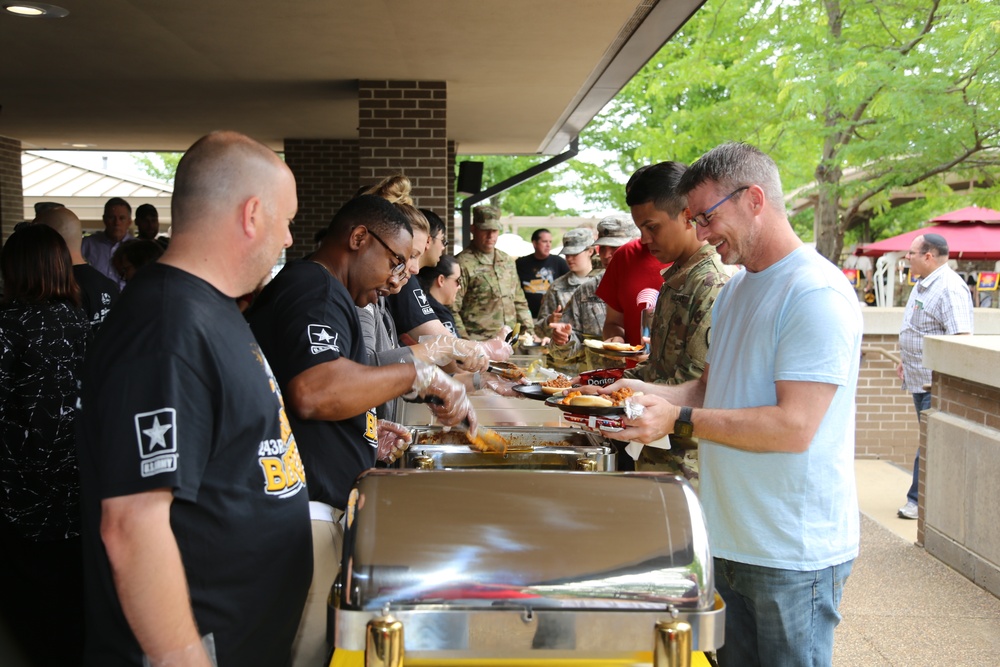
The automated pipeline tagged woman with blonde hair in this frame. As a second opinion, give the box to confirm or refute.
[358,175,512,382]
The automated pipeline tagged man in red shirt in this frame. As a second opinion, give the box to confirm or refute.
[595,218,669,345]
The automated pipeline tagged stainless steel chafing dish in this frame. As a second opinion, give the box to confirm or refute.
[399,425,615,471]
[331,469,724,666]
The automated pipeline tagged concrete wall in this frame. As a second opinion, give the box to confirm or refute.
[920,336,1000,598]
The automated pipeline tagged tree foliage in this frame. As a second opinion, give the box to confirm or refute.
[132,152,181,184]
[576,0,1000,260]
[459,155,579,216]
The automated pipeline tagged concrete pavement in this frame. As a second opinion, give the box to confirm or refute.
[835,460,1000,666]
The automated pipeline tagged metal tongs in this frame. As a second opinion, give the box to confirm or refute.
[413,396,509,455]
[486,361,525,381]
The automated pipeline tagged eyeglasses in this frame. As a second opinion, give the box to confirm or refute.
[689,186,749,228]
[366,227,408,278]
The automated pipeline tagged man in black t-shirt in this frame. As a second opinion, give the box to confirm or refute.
[35,206,120,330]
[246,195,477,667]
[77,132,310,667]
[516,228,570,318]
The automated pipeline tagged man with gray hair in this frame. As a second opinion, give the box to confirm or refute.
[598,142,862,667]
[896,232,973,520]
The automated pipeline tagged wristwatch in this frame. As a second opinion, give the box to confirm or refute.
[673,406,694,439]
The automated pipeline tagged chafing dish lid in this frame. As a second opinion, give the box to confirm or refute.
[340,470,713,612]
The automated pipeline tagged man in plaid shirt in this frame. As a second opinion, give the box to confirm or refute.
[897,232,974,519]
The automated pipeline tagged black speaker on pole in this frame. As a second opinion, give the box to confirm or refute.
[456,161,484,196]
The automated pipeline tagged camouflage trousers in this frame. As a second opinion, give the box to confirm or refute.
[636,446,699,490]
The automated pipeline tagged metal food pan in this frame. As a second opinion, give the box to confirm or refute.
[400,425,615,471]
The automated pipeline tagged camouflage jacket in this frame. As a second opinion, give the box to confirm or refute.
[534,270,595,339]
[626,244,732,386]
[627,244,732,459]
[453,248,534,340]
[546,269,614,374]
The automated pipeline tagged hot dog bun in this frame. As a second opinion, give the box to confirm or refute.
[603,341,642,352]
[567,395,614,407]
[541,385,567,396]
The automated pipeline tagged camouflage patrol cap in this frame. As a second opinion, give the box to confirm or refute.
[593,214,638,247]
[472,205,502,231]
[561,227,594,256]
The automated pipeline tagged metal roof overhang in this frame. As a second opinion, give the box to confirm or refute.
[0,0,704,155]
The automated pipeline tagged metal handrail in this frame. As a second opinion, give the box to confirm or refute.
[861,345,901,365]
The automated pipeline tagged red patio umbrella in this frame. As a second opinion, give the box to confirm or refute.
[860,207,1000,260]
[929,206,1000,224]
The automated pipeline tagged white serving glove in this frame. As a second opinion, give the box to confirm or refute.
[376,419,412,463]
[411,358,479,432]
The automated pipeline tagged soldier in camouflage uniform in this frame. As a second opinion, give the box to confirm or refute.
[535,228,602,374]
[622,162,734,486]
[547,222,637,374]
[453,205,534,340]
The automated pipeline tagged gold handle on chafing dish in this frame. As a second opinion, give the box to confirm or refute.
[365,614,403,667]
[654,619,692,667]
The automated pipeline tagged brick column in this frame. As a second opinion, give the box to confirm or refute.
[358,80,449,222]
[0,136,24,246]
[447,140,457,246]
[283,139,360,254]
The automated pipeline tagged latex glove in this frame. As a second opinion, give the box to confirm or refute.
[484,375,526,397]
[477,326,514,363]
[418,335,490,373]
[376,419,412,463]
[411,359,478,429]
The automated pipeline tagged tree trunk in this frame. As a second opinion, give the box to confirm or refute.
[813,162,844,262]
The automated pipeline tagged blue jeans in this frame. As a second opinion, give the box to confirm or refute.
[715,557,853,667]
[907,392,932,503]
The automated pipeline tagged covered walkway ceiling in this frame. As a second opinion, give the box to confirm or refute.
[0,0,704,155]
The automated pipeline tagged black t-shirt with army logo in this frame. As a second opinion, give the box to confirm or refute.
[386,274,440,339]
[77,263,311,667]
[247,259,378,510]
[73,263,119,331]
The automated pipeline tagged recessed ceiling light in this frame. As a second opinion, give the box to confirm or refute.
[64,143,95,148]
[2,3,69,18]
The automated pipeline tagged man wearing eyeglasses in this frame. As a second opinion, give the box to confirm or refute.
[245,194,477,667]
[896,233,973,521]
[453,205,534,339]
[597,142,862,667]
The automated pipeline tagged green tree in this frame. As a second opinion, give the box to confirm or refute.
[132,152,182,184]
[577,0,1000,260]
[459,155,579,216]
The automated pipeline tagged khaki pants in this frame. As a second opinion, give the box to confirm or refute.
[291,516,344,667]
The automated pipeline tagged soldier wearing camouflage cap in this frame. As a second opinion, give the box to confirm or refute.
[454,205,534,339]
[533,228,601,373]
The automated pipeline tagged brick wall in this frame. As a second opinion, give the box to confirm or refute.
[284,138,360,256]
[857,333,921,463]
[447,140,456,245]
[0,135,24,246]
[358,80,449,219]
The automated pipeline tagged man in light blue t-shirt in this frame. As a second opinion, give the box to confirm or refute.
[601,143,862,667]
